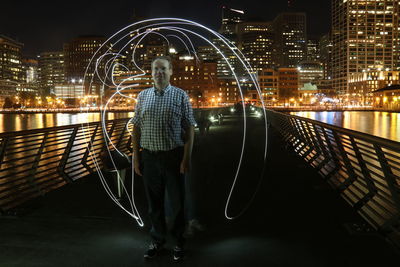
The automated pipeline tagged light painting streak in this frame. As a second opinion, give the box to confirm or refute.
[79,18,269,226]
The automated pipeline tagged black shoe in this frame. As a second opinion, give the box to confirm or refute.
[173,246,185,262]
[144,242,163,259]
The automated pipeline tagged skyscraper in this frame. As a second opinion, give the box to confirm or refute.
[64,35,107,94]
[220,6,245,36]
[273,12,307,68]
[0,35,24,105]
[332,0,400,96]
[236,21,275,73]
[0,35,23,83]
[38,52,65,94]
[216,6,245,79]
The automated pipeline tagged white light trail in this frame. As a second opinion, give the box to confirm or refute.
[80,18,269,226]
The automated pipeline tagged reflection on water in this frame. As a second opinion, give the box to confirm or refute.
[291,111,400,142]
[0,112,134,133]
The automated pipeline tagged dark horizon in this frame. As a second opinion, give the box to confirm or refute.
[1,0,331,57]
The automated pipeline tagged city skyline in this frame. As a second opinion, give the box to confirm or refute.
[1,0,331,56]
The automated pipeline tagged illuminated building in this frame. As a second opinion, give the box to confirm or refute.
[297,61,324,88]
[220,6,245,36]
[197,46,217,62]
[373,84,400,109]
[306,38,320,61]
[273,13,307,68]
[277,68,299,102]
[332,0,400,96]
[128,31,168,72]
[0,35,24,83]
[0,35,23,105]
[54,82,101,106]
[172,55,219,106]
[236,21,275,73]
[64,35,107,95]
[258,69,279,104]
[107,70,153,106]
[247,68,299,105]
[19,58,39,95]
[216,6,245,78]
[319,33,333,80]
[38,52,65,94]
[217,79,240,104]
[23,58,38,84]
[348,70,400,104]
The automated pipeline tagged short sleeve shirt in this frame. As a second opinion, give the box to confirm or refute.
[131,85,197,151]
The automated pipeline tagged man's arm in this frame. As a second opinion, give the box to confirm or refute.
[180,125,194,174]
[132,124,142,176]
[131,93,143,176]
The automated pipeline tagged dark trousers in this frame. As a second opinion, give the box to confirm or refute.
[142,147,185,247]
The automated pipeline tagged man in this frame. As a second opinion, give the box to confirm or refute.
[131,56,196,262]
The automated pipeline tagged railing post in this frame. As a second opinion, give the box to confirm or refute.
[320,128,341,180]
[332,131,358,191]
[57,127,79,183]
[349,137,378,209]
[81,123,99,172]
[29,132,48,195]
[311,124,336,174]
[373,144,400,231]
[116,121,127,148]
[0,137,8,170]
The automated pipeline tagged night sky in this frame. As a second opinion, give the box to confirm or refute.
[1,0,331,57]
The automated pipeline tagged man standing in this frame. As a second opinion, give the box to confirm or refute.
[131,56,196,262]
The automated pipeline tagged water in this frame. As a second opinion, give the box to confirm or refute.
[1,111,399,142]
[291,111,400,142]
[0,112,134,133]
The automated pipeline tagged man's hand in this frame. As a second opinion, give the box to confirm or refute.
[134,158,142,176]
[180,158,191,174]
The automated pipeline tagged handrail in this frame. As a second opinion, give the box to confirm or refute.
[266,109,400,248]
[0,108,225,213]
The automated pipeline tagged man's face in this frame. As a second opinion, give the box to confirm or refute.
[152,59,172,85]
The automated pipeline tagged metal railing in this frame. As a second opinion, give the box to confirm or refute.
[0,108,226,213]
[0,118,133,212]
[266,109,400,247]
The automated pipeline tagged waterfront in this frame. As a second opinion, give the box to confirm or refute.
[0,112,133,133]
[0,110,399,142]
[292,111,400,142]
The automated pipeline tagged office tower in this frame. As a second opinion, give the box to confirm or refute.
[306,38,320,61]
[23,58,38,84]
[132,36,168,72]
[0,35,23,83]
[258,68,279,104]
[64,35,107,94]
[236,21,275,73]
[297,61,324,88]
[277,68,299,102]
[319,33,333,80]
[220,6,245,36]
[172,55,219,106]
[38,52,65,94]
[273,12,307,68]
[331,0,400,97]
[216,6,245,79]
[0,35,23,104]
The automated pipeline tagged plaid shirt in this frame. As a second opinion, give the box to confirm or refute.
[131,85,197,152]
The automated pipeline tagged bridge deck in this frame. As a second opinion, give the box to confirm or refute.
[1,114,398,266]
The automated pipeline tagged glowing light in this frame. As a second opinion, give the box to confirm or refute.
[80,18,269,224]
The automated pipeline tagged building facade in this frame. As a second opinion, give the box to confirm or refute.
[236,21,275,73]
[64,36,107,95]
[273,13,307,68]
[38,52,65,95]
[331,0,400,96]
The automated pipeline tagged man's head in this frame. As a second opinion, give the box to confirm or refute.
[151,56,173,89]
